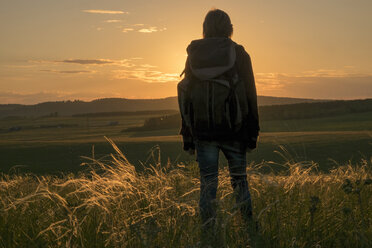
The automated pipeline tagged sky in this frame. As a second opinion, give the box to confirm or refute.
[1,0,372,104]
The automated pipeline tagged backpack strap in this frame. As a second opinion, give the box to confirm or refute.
[180,56,192,78]
[180,69,185,77]
[224,54,240,129]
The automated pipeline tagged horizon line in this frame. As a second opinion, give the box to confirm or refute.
[1,95,371,106]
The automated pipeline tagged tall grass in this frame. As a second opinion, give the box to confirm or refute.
[0,137,371,247]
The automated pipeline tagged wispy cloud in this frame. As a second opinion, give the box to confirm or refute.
[82,9,129,14]
[84,9,164,35]
[40,69,93,74]
[255,73,282,90]
[104,19,122,23]
[122,28,134,33]
[256,69,372,87]
[26,57,178,84]
[255,70,372,99]
[138,27,166,33]
[118,24,166,34]
[139,64,157,68]
[113,68,179,83]
[57,59,114,65]
[297,69,369,78]
[33,58,137,67]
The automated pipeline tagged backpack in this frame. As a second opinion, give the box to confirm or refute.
[178,41,248,139]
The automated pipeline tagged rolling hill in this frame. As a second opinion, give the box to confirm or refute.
[123,98,372,132]
[0,96,328,118]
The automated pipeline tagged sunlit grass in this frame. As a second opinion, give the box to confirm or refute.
[1,137,371,247]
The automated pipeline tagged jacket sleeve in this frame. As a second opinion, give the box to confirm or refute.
[237,46,260,149]
[178,57,195,151]
[180,118,195,151]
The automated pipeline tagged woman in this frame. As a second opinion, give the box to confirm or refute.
[178,8,260,237]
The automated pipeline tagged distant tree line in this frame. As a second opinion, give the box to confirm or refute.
[124,114,181,132]
[0,96,327,119]
[72,110,178,118]
[123,99,372,132]
[259,99,372,121]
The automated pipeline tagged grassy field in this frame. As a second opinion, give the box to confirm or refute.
[0,111,371,174]
[1,139,371,247]
[1,111,372,247]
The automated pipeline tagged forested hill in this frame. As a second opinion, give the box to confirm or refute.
[0,96,327,118]
[124,98,372,132]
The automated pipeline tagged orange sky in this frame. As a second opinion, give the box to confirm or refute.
[1,0,372,104]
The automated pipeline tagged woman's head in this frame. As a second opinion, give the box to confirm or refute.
[203,8,233,38]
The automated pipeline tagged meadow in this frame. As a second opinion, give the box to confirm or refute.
[0,107,372,247]
[0,138,371,247]
[0,111,371,174]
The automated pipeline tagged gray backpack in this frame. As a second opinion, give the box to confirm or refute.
[178,38,248,139]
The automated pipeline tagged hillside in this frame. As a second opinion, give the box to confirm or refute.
[0,96,327,118]
[124,98,372,132]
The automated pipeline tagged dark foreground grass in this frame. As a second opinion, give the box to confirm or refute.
[1,138,372,248]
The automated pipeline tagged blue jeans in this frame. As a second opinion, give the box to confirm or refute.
[195,139,253,226]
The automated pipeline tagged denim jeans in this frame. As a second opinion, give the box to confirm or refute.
[195,139,253,228]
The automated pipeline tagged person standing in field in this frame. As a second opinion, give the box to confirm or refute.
[177,8,260,242]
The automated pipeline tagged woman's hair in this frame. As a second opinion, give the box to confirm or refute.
[203,9,233,38]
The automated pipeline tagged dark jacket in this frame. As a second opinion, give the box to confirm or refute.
[179,37,260,151]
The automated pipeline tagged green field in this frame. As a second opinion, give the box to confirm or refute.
[0,111,371,174]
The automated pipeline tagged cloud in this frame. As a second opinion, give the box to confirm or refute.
[139,64,157,68]
[138,27,157,33]
[122,28,134,33]
[83,9,165,35]
[40,69,93,74]
[31,58,138,68]
[104,19,122,23]
[255,70,372,99]
[58,58,140,68]
[24,57,179,84]
[28,59,60,65]
[113,67,179,83]
[256,70,372,89]
[138,26,167,33]
[82,9,129,14]
[57,59,114,65]
[118,24,166,34]
[294,69,368,78]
